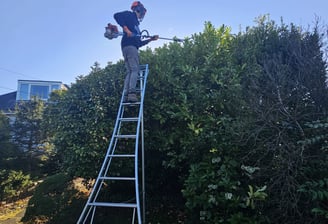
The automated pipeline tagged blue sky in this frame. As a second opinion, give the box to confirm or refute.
[1,0,327,95]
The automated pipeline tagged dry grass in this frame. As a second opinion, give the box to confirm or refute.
[0,197,30,223]
[0,177,91,224]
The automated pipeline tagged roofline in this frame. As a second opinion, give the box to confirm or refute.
[17,80,63,83]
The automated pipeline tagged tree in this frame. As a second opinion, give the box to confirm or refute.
[0,112,20,169]
[0,113,34,202]
[13,98,46,172]
[0,112,13,158]
[0,169,33,202]
[230,16,328,223]
[140,23,250,218]
[31,18,328,223]
[43,62,126,178]
[0,112,11,144]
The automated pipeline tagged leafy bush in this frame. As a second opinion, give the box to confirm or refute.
[22,173,86,224]
[38,18,328,223]
[182,153,268,223]
[0,170,33,201]
[296,119,328,222]
[298,179,328,219]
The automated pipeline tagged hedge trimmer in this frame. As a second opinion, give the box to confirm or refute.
[104,23,184,42]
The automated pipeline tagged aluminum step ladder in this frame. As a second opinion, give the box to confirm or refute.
[77,64,149,224]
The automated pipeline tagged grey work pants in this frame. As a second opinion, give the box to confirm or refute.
[122,46,139,95]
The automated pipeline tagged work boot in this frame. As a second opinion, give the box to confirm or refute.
[127,93,138,102]
[123,95,128,103]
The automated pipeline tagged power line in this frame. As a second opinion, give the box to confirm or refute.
[0,67,44,95]
[0,67,40,80]
[0,86,16,91]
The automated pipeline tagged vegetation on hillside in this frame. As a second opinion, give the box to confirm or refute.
[2,16,327,223]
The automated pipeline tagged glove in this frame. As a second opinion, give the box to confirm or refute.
[123,26,134,37]
[124,32,136,37]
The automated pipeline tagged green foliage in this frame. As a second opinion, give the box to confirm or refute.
[0,114,36,204]
[13,98,45,153]
[143,22,240,168]
[229,16,328,223]
[22,173,85,224]
[296,119,328,221]
[0,112,11,143]
[298,179,328,219]
[0,112,19,163]
[11,98,58,176]
[182,152,268,223]
[245,185,268,209]
[43,62,126,178]
[36,17,328,224]
[0,169,33,201]
[139,25,248,220]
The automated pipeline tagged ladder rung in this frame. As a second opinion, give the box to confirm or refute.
[99,176,135,181]
[88,202,137,208]
[115,134,136,139]
[119,117,139,122]
[107,154,135,158]
[122,102,141,106]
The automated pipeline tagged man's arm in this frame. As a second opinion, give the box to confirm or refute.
[114,11,133,37]
[122,26,133,37]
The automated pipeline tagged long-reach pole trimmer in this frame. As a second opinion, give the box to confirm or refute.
[104,23,184,42]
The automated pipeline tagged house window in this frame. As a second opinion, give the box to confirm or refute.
[30,85,49,99]
[51,84,60,91]
[19,84,29,100]
[16,80,64,101]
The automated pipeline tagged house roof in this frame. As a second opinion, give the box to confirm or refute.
[18,79,63,84]
[0,91,17,112]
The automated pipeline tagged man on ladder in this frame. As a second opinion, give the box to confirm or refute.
[114,1,158,103]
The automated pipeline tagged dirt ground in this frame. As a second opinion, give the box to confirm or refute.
[0,209,25,224]
[0,198,29,224]
[0,178,89,224]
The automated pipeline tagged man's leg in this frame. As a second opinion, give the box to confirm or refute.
[123,46,139,102]
[123,46,139,93]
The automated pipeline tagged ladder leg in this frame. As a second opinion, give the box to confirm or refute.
[77,64,149,224]
[132,208,136,224]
